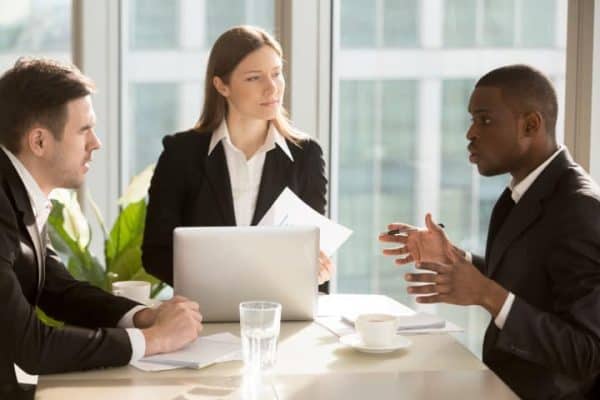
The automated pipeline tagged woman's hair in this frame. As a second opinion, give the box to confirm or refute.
[194,25,305,144]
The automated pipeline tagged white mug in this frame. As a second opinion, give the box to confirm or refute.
[112,280,151,304]
[355,313,400,347]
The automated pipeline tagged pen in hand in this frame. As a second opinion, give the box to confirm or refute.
[386,223,445,236]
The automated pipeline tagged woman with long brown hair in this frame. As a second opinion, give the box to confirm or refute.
[142,25,333,292]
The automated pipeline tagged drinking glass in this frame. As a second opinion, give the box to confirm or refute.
[239,301,282,373]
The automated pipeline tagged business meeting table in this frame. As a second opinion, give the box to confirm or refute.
[35,295,517,399]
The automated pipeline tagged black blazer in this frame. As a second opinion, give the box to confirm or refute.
[0,150,139,398]
[142,129,328,291]
[473,150,600,399]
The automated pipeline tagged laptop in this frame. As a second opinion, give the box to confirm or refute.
[173,226,319,322]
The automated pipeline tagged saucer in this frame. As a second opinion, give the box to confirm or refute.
[340,333,411,354]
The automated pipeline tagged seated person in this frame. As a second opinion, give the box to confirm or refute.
[142,26,333,291]
[0,58,202,399]
[379,65,600,399]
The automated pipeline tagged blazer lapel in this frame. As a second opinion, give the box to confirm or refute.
[0,151,45,299]
[251,147,293,225]
[486,150,573,277]
[204,142,236,225]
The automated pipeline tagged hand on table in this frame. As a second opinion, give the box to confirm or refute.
[318,250,335,285]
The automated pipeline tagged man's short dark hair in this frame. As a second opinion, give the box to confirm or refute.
[476,64,558,137]
[0,57,95,153]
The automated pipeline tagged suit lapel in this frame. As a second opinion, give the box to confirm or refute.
[251,147,293,226]
[486,150,573,277]
[204,142,236,225]
[0,151,45,299]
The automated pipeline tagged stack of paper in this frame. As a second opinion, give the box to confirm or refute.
[132,333,241,372]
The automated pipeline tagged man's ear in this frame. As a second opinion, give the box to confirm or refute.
[26,127,50,157]
[522,111,542,137]
[213,76,229,97]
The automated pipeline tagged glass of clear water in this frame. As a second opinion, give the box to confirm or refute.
[239,301,282,373]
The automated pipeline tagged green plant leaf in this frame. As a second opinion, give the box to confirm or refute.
[36,307,64,328]
[106,200,146,268]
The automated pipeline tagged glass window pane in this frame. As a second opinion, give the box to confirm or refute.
[130,0,179,50]
[443,0,477,47]
[482,0,515,47]
[340,0,376,48]
[383,0,419,47]
[129,83,179,178]
[0,0,71,55]
[521,0,555,47]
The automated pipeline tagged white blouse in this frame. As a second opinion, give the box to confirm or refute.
[208,120,294,226]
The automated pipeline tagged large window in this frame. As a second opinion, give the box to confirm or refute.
[332,0,567,356]
[121,0,275,184]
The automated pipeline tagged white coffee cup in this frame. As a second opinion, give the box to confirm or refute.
[112,280,151,304]
[355,313,400,347]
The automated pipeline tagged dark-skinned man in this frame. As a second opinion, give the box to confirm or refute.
[379,64,600,399]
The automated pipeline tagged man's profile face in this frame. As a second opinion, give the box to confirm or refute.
[46,95,101,189]
[466,86,525,177]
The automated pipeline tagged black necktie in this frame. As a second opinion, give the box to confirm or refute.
[486,188,516,253]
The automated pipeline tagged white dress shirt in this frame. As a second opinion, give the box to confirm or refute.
[466,146,564,329]
[1,146,145,363]
[209,119,294,226]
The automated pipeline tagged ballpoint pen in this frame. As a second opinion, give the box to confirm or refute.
[386,223,445,236]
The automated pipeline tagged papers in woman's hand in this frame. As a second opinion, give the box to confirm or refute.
[132,333,241,372]
[258,188,353,256]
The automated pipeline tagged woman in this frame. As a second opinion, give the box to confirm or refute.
[142,25,333,292]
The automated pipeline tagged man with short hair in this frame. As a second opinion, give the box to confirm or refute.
[0,58,203,399]
[380,64,600,398]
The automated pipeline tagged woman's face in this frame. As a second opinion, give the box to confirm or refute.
[214,45,284,121]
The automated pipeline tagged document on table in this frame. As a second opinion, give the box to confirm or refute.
[258,187,353,256]
[315,294,463,336]
[132,333,242,372]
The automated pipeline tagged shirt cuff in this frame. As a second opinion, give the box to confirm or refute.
[125,328,146,363]
[494,292,515,329]
[117,305,148,328]
[464,251,472,263]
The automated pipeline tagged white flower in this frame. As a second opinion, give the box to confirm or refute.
[118,164,155,208]
[49,189,90,250]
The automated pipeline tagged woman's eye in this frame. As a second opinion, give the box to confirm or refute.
[246,76,260,81]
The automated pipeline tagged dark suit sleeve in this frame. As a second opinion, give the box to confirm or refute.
[495,194,600,380]
[471,254,485,272]
[0,193,132,376]
[142,135,188,285]
[299,140,327,215]
[38,248,140,328]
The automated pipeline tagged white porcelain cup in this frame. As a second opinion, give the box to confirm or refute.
[112,280,151,304]
[355,313,400,347]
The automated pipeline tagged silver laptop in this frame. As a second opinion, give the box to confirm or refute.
[173,226,319,322]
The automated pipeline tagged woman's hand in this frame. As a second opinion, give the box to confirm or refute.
[318,250,335,284]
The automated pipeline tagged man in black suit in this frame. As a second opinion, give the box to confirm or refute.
[0,58,203,399]
[380,65,600,399]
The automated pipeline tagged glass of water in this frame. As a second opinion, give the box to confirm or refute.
[239,301,282,373]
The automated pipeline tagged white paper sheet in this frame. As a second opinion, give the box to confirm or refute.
[133,333,241,371]
[258,187,353,256]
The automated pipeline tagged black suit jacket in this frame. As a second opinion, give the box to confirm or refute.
[142,129,328,291]
[0,150,139,398]
[472,150,600,399]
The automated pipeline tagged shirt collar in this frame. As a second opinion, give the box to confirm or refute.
[208,119,294,162]
[508,146,564,203]
[1,146,51,223]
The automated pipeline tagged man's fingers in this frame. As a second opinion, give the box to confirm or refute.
[405,272,448,284]
[395,255,415,265]
[416,262,451,274]
[387,222,417,231]
[415,294,442,304]
[382,247,408,256]
[425,213,443,233]
[378,233,409,243]
[407,284,437,295]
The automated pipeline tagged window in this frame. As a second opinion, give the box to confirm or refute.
[0,0,71,70]
[332,0,567,357]
[121,0,275,185]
